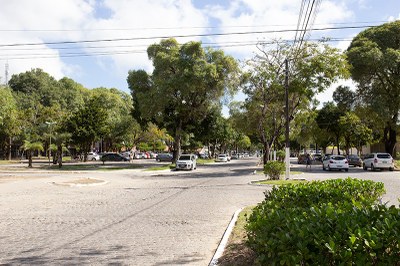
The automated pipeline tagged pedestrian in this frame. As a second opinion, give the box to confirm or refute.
[306,153,312,171]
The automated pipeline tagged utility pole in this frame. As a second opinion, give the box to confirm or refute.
[284,58,290,180]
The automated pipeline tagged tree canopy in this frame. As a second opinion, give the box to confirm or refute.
[127,38,240,159]
[347,20,400,155]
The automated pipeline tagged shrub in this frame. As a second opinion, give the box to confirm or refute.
[263,161,285,180]
[246,178,400,265]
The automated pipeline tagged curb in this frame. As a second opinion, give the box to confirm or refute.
[209,208,243,266]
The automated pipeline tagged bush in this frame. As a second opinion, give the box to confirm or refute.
[263,161,285,180]
[246,178,400,265]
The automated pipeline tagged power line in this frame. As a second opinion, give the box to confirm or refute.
[0,24,378,48]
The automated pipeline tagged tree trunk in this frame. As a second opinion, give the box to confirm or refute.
[173,120,182,162]
[7,136,12,160]
[336,135,341,155]
[57,144,63,168]
[384,123,397,157]
[263,142,270,165]
[28,151,33,168]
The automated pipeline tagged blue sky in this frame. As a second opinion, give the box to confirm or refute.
[0,0,399,107]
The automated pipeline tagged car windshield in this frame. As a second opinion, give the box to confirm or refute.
[219,154,226,158]
[377,154,391,159]
[179,155,191,160]
[331,156,346,160]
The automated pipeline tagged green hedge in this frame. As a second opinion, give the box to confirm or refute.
[263,161,285,180]
[246,178,400,265]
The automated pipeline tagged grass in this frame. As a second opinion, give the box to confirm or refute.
[146,164,174,171]
[42,164,142,171]
[217,206,256,266]
[197,158,214,164]
[255,179,307,185]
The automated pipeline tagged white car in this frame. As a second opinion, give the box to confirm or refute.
[87,152,100,161]
[363,153,394,171]
[176,154,197,171]
[215,154,229,162]
[322,155,349,172]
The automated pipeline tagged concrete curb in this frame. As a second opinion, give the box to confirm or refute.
[209,208,243,266]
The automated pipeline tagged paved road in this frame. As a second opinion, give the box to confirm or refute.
[0,159,398,265]
[0,158,267,265]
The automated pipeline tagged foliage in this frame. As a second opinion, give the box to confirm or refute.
[263,161,285,180]
[239,40,348,164]
[246,178,398,265]
[128,38,240,160]
[346,20,400,156]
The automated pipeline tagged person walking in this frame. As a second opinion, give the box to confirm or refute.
[306,153,312,171]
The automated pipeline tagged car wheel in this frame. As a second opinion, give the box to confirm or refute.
[156,158,160,162]
[328,165,331,171]
[371,164,375,171]
[92,158,96,161]
[363,164,367,171]
[389,167,394,171]
[345,169,348,172]
[322,164,326,171]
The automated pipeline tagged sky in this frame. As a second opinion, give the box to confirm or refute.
[0,0,399,110]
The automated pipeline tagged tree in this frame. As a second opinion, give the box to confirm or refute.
[0,87,21,160]
[346,20,400,156]
[240,40,348,164]
[21,140,43,168]
[65,96,108,160]
[128,38,239,160]
[316,102,343,154]
[332,85,356,111]
[338,112,373,155]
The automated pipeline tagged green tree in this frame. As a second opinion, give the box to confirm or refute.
[127,38,239,161]
[332,85,356,111]
[316,102,343,154]
[21,140,43,168]
[65,96,107,160]
[338,112,373,155]
[0,87,21,160]
[240,41,348,164]
[346,20,400,156]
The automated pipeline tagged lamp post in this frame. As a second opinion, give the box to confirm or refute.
[45,121,56,165]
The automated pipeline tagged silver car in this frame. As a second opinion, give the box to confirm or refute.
[363,153,394,171]
[176,154,197,171]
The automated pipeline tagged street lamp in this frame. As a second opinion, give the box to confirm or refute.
[45,121,56,165]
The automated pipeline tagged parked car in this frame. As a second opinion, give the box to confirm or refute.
[100,153,129,163]
[322,155,349,172]
[156,153,173,162]
[363,153,394,171]
[87,152,100,161]
[215,154,229,162]
[347,154,362,167]
[120,151,131,160]
[231,154,239,159]
[175,154,197,171]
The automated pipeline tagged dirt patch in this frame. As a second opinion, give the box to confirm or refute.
[217,207,257,266]
[52,178,106,187]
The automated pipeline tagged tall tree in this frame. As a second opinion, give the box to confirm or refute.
[0,87,21,160]
[240,41,348,164]
[346,20,400,156]
[316,102,343,154]
[127,38,239,160]
[332,85,356,111]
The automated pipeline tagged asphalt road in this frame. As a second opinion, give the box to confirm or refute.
[0,158,398,265]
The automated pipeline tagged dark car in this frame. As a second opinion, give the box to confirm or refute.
[156,153,173,162]
[101,153,129,163]
[347,154,362,167]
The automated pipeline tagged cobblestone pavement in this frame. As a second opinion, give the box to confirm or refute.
[0,159,399,265]
[0,159,267,265]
